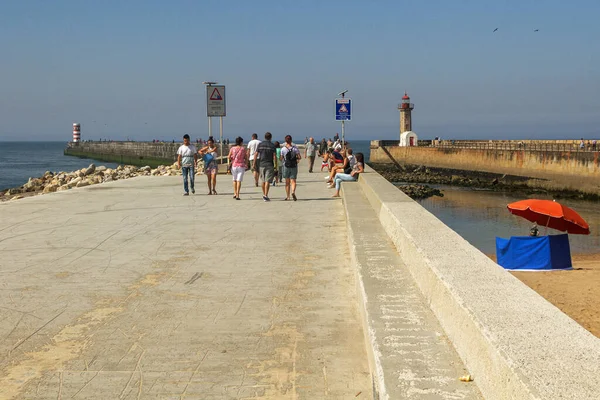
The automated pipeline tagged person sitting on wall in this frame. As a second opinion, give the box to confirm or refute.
[326,148,355,184]
[329,146,344,170]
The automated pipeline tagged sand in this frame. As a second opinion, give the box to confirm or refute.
[489,254,600,338]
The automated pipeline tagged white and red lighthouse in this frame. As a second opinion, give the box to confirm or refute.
[72,123,81,143]
[398,92,418,146]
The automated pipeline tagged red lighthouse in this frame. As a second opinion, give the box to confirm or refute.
[398,91,414,134]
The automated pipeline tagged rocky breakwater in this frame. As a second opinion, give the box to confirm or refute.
[396,184,443,200]
[370,163,600,201]
[0,163,185,202]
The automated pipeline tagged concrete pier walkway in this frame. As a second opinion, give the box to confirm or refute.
[0,172,371,399]
[0,169,486,399]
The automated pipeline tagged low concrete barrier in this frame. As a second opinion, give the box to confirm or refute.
[354,166,600,400]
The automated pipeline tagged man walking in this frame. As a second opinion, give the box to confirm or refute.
[247,133,261,187]
[177,134,198,195]
[253,132,277,202]
[304,137,318,173]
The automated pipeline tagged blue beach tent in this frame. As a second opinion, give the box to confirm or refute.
[495,234,572,271]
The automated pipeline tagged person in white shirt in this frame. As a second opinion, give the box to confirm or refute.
[246,133,262,187]
[176,134,198,196]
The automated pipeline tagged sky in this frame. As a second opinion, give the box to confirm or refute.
[1,0,599,141]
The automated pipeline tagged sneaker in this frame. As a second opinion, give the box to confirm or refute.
[183,192,189,196]
[324,176,330,180]
[191,188,195,194]
[263,195,270,202]
[292,193,297,201]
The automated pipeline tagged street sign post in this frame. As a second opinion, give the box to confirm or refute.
[204,84,226,164]
[335,97,351,147]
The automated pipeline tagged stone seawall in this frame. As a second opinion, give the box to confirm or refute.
[65,142,231,168]
[370,141,600,195]
[350,166,600,399]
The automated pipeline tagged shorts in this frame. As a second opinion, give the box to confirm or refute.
[231,166,245,182]
[205,163,218,174]
[259,166,275,183]
[250,159,258,172]
[282,166,298,180]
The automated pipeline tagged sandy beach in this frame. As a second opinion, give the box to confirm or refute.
[489,254,600,338]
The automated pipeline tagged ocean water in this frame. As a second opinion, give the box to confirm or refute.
[415,185,600,255]
[0,142,119,191]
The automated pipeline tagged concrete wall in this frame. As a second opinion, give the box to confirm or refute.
[355,166,600,400]
[370,141,600,194]
[64,142,231,168]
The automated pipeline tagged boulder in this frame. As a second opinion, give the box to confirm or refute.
[96,166,107,173]
[140,165,151,173]
[84,164,96,176]
[11,195,24,200]
[43,185,58,193]
[7,188,22,195]
[76,181,90,188]
[69,176,83,185]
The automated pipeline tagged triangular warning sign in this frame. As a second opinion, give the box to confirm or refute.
[339,104,348,113]
[210,88,223,101]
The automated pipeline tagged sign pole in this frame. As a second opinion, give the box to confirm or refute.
[208,117,212,140]
[219,116,224,167]
[341,120,345,149]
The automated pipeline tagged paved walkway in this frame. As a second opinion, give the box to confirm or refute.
[0,170,370,399]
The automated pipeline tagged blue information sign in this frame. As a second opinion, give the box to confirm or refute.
[335,98,351,121]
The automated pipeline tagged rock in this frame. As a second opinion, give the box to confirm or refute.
[140,166,151,172]
[11,195,23,200]
[76,181,90,188]
[96,166,107,173]
[69,176,82,185]
[397,184,444,200]
[44,171,53,176]
[43,185,58,193]
[116,165,124,171]
[84,164,96,176]
[7,188,22,195]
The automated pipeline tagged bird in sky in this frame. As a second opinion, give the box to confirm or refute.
[493,28,498,32]
[534,29,539,32]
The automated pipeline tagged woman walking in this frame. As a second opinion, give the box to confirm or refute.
[228,136,247,200]
[198,137,219,195]
[281,135,301,201]
[331,152,365,197]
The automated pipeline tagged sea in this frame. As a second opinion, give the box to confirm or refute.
[0,142,119,191]
[414,185,600,255]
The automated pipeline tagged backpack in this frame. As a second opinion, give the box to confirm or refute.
[284,146,297,168]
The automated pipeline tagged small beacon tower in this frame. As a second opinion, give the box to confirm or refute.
[398,92,417,146]
[72,123,81,143]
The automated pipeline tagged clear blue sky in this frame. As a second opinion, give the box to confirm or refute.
[1,0,599,141]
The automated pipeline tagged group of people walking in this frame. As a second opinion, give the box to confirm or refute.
[177,132,303,201]
[176,133,364,200]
